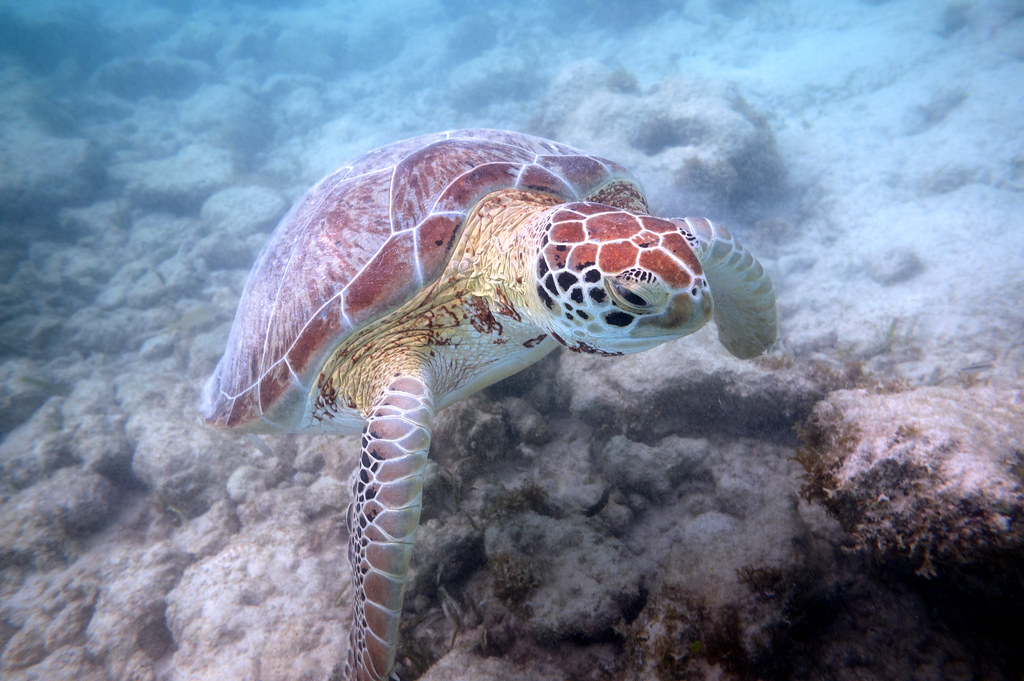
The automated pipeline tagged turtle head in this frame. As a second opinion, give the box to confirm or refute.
[530,202,712,355]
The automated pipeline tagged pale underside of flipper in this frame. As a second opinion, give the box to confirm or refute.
[344,376,433,681]
[673,218,777,359]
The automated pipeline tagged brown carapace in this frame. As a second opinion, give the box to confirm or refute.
[200,129,776,681]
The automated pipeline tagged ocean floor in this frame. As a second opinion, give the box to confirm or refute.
[1,1,1023,680]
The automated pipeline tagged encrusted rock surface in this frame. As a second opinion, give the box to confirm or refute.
[0,468,120,570]
[798,386,1024,576]
[534,61,787,221]
[0,94,101,231]
[0,361,65,439]
[163,483,349,681]
[109,143,235,214]
[386,386,825,680]
[557,331,817,442]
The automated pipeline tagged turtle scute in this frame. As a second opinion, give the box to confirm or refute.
[199,129,645,432]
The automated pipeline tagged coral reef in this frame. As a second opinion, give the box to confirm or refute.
[557,333,816,442]
[533,61,788,221]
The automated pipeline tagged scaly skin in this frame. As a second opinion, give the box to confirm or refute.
[331,187,767,681]
[199,132,778,681]
[336,190,562,681]
[344,375,432,681]
[315,189,563,421]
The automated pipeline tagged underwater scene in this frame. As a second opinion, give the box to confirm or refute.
[1,0,1023,679]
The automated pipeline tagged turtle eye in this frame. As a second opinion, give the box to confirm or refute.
[611,279,648,307]
[606,276,661,315]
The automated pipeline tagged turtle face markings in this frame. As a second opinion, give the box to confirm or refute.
[534,202,713,354]
[202,128,777,681]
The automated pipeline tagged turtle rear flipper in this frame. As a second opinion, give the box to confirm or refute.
[674,218,777,359]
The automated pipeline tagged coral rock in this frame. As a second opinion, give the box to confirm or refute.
[0,469,119,568]
[110,144,233,214]
[798,387,1024,576]
[535,60,786,219]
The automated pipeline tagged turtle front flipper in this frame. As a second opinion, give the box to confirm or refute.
[673,218,777,359]
[345,376,433,681]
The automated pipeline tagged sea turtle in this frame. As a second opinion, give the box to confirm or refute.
[200,128,777,681]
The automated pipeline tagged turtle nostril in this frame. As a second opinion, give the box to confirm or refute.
[701,293,712,320]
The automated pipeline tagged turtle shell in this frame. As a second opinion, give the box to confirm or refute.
[200,128,647,431]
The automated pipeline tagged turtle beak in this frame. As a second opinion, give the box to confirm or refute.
[634,289,712,338]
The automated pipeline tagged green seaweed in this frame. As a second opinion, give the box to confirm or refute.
[1008,449,1024,486]
[481,479,552,519]
[801,315,932,394]
[489,551,540,603]
[794,405,861,505]
[878,316,902,355]
[616,584,709,680]
[433,466,479,530]
[753,349,795,371]
[736,564,785,600]
[16,374,72,397]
